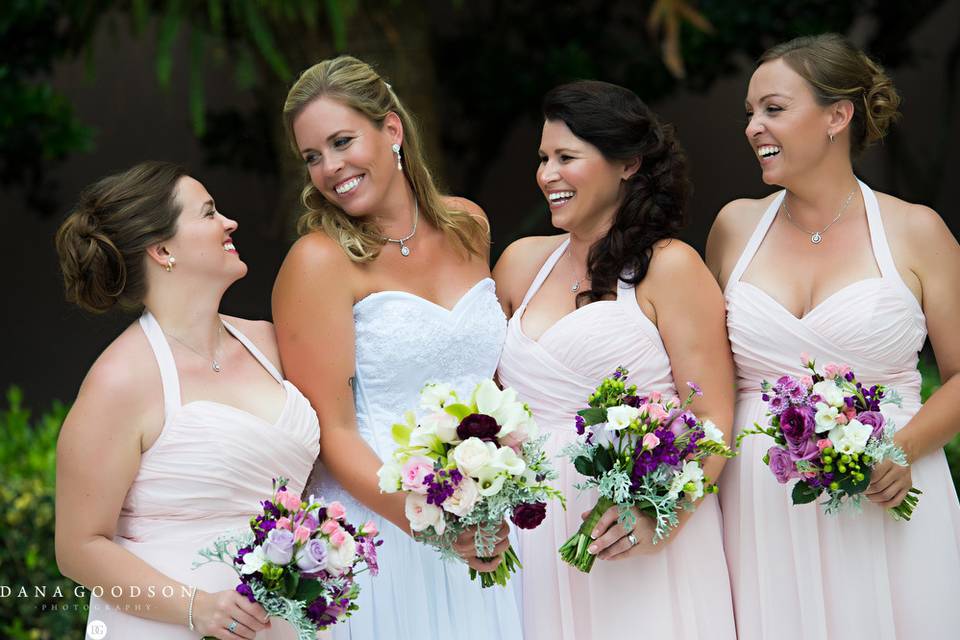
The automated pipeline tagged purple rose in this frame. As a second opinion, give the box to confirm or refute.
[767,446,799,484]
[787,437,820,463]
[457,413,500,443]
[511,501,547,529]
[858,411,886,439]
[295,538,329,574]
[263,528,295,565]
[779,406,815,447]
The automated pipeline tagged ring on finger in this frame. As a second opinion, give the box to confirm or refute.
[227,619,239,633]
[627,532,638,547]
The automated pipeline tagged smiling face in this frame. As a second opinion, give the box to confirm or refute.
[164,176,246,282]
[536,118,630,236]
[745,58,837,187]
[292,96,403,219]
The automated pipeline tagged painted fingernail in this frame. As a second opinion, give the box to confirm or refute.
[588,545,597,554]
[591,530,598,539]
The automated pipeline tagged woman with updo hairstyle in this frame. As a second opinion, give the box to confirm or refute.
[706,33,960,638]
[495,80,737,638]
[273,56,523,639]
[54,161,320,639]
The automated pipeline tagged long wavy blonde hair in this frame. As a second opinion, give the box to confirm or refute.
[283,56,489,261]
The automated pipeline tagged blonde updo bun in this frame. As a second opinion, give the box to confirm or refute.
[760,33,901,156]
[55,161,187,313]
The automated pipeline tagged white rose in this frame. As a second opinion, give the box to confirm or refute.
[442,475,480,516]
[421,410,461,444]
[814,402,840,434]
[324,532,358,576]
[420,383,455,411]
[605,405,641,431]
[377,460,402,493]
[812,380,844,408]
[829,419,872,455]
[239,545,266,575]
[489,445,526,477]
[452,437,497,477]
[404,493,446,534]
[701,419,725,444]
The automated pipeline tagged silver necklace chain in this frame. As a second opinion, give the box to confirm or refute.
[164,323,225,373]
[382,201,419,257]
[566,247,588,293]
[781,187,857,245]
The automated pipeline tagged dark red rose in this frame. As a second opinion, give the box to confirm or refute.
[511,501,547,530]
[457,413,500,443]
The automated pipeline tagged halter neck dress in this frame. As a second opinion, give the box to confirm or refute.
[721,180,960,639]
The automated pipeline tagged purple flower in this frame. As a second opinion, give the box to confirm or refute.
[295,538,329,575]
[622,395,642,408]
[779,406,815,447]
[356,536,380,576]
[768,395,786,415]
[687,381,703,396]
[236,583,256,603]
[767,446,799,484]
[511,502,547,530]
[263,528,295,565]
[787,437,820,463]
[858,411,886,439]
[575,415,586,435]
[457,413,500,443]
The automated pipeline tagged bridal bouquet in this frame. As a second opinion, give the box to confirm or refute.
[194,478,381,638]
[559,368,734,573]
[737,354,920,520]
[377,379,562,588]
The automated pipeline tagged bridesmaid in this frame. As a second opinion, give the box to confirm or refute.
[495,80,736,639]
[54,162,319,639]
[707,33,960,639]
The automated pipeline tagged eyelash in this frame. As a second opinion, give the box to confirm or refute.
[746,106,783,120]
[333,136,352,149]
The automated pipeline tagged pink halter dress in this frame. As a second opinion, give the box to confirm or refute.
[721,180,960,639]
[85,311,320,639]
[497,238,736,640]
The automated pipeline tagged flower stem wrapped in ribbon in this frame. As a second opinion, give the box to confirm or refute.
[559,369,735,573]
[378,379,564,588]
[194,478,381,638]
[737,355,921,520]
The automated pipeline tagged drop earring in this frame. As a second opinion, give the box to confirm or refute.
[165,256,176,272]
[392,143,402,171]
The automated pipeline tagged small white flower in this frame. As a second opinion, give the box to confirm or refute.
[701,419,725,444]
[476,473,507,497]
[324,532,358,576]
[829,419,872,455]
[814,402,840,434]
[239,545,266,575]
[420,383,455,412]
[489,445,526,477]
[667,461,705,500]
[605,405,641,431]
[421,410,461,444]
[452,437,497,477]
[404,493,446,535]
[376,460,402,493]
[812,380,844,408]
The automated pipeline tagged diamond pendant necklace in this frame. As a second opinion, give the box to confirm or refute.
[782,187,857,245]
[165,323,225,373]
[566,247,587,293]
[383,200,419,257]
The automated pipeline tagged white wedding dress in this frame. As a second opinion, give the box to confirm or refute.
[306,277,523,640]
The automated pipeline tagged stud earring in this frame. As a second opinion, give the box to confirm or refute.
[165,256,176,272]
[392,143,402,171]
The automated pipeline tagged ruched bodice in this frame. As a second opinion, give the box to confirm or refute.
[497,238,735,640]
[86,311,320,639]
[306,277,523,640]
[720,181,960,640]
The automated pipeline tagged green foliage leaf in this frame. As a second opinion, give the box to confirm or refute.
[282,568,299,599]
[188,28,206,136]
[391,421,411,446]
[573,456,596,477]
[294,577,324,603]
[242,0,291,80]
[791,481,820,505]
[577,408,607,427]
[155,0,183,89]
[594,445,614,473]
[443,403,473,421]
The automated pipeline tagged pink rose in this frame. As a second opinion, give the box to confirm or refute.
[330,529,347,547]
[276,489,302,512]
[642,433,661,450]
[276,516,293,531]
[326,501,347,521]
[645,404,668,422]
[817,438,832,451]
[294,525,311,544]
[401,456,435,494]
[320,519,340,535]
[799,375,814,388]
[360,520,379,537]
[647,391,662,403]
[835,413,849,425]
[823,362,852,379]
[498,429,529,450]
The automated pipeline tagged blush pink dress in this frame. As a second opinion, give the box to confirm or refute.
[85,311,321,639]
[721,180,960,640]
[497,238,736,640]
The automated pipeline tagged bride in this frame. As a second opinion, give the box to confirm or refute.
[272,56,522,639]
